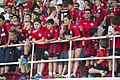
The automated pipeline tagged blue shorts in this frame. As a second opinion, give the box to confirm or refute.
[79,45,87,64]
[0,48,6,63]
[59,51,68,65]
[5,48,18,63]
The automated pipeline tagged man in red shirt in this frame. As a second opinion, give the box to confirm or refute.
[78,9,97,37]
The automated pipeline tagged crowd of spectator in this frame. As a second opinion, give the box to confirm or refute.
[0,0,120,80]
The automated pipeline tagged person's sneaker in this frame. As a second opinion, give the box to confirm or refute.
[54,74,62,78]
[43,74,54,78]
[101,71,107,77]
[0,76,6,80]
[18,76,26,80]
[31,73,42,79]
[20,58,28,65]
[62,74,68,78]
[70,74,76,78]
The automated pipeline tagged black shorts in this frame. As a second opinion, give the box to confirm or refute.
[35,48,48,60]
[48,53,59,58]
[20,46,32,57]
[109,48,120,56]
[94,64,105,70]
[59,51,68,65]
[5,48,17,63]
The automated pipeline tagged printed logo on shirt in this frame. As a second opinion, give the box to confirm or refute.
[33,30,37,33]
[73,26,77,28]
[55,30,58,32]
[70,31,73,35]
[90,23,94,26]
[38,33,42,37]
[29,36,32,39]
[98,10,101,13]
[47,34,50,37]
[83,23,87,25]
[2,28,4,32]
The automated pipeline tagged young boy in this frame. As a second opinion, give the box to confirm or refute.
[4,30,23,74]
[83,28,98,77]
[107,16,120,77]
[18,21,33,80]
[45,19,61,78]
[31,18,48,79]
[88,39,108,77]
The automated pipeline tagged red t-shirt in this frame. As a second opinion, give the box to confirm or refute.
[114,25,120,48]
[69,8,79,23]
[96,49,107,67]
[45,27,61,53]
[78,19,97,37]
[32,27,47,48]
[92,6,106,26]
[21,28,34,41]
[4,0,14,7]
[0,22,11,45]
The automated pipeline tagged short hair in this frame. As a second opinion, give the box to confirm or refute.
[0,15,5,20]
[46,19,54,25]
[9,30,17,35]
[112,0,119,2]
[25,21,33,26]
[100,39,108,48]
[26,14,32,18]
[32,11,39,16]
[89,28,97,36]
[112,16,120,25]
[95,0,102,2]
[75,2,80,7]
[49,7,56,15]
[57,4,63,7]
[33,18,41,24]
[85,8,92,13]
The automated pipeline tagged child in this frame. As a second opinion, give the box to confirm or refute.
[45,19,61,78]
[83,28,97,77]
[89,39,108,77]
[4,30,23,74]
[107,16,120,77]
[31,18,48,79]
[18,21,33,80]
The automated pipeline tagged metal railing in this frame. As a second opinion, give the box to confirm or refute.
[0,35,120,80]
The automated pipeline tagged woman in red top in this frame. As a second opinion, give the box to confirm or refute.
[62,15,83,78]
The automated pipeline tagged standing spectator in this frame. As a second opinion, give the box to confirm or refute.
[44,19,61,78]
[92,0,106,26]
[63,15,82,78]
[4,30,23,75]
[108,16,120,77]
[0,15,10,79]
[31,18,48,79]
[83,28,97,77]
